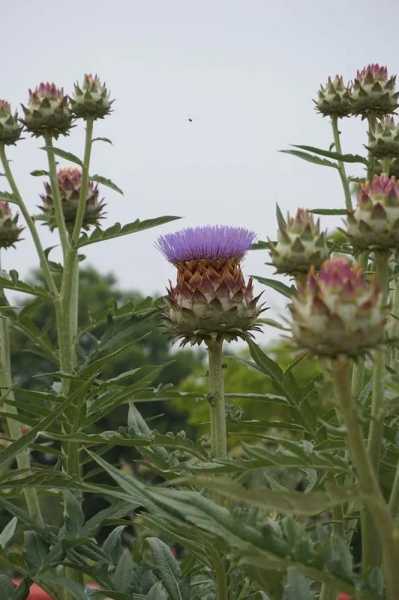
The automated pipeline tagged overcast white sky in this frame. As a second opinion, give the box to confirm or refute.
[2,0,399,331]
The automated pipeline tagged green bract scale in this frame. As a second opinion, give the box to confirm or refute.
[290,258,385,357]
[39,167,105,232]
[21,82,72,138]
[71,74,113,120]
[350,64,399,118]
[269,207,329,275]
[0,200,23,248]
[368,117,399,158]
[0,100,22,145]
[314,75,352,118]
[346,175,399,250]
[158,226,265,346]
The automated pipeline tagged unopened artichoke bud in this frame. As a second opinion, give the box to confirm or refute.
[0,100,22,145]
[0,200,23,248]
[21,82,72,138]
[269,207,329,275]
[346,174,399,250]
[351,64,398,118]
[290,258,385,357]
[39,167,105,232]
[368,116,399,158]
[158,225,265,345]
[314,75,352,118]
[71,74,113,120]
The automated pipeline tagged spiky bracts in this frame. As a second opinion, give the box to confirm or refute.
[269,207,329,275]
[158,226,264,345]
[71,74,113,120]
[314,76,352,118]
[346,175,399,250]
[21,83,72,138]
[39,167,105,232]
[290,258,385,357]
[0,201,23,249]
[351,64,398,118]
[368,116,399,158]
[0,100,22,145]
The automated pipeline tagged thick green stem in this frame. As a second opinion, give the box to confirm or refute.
[351,253,369,399]
[72,118,94,244]
[361,251,390,572]
[0,298,44,526]
[331,116,352,211]
[44,135,70,258]
[207,337,227,458]
[367,114,377,180]
[0,145,58,297]
[332,358,399,599]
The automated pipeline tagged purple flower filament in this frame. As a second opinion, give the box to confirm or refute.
[158,225,256,263]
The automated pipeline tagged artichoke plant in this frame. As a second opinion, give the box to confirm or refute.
[21,82,72,138]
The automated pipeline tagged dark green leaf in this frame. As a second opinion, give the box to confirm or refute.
[92,137,113,145]
[311,208,348,216]
[280,149,338,169]
[253,276,295,298]
[292,144,368,165]
[31,170,49,177]
[41,146,83,166]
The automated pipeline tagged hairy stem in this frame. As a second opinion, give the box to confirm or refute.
[0,288,44,526]
[0,145,58,297]
[207,337,227,458]
[331,115,352,211]
[44,135,70,258]
[332,358,399,599]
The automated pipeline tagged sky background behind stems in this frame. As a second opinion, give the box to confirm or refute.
[3,0,399,335]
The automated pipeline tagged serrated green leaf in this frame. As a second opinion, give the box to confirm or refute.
[90,174,123,195]
[78,216,181,247]
[0,273,48,297]
[146,537,182,600]
[281,149,338,169]
[292,144,367,165]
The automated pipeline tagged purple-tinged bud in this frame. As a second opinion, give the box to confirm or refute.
[39,167,105,232]
[71,74,113,120]
[0,200,23,248]
[158,225,265,345]
[314,75,352,118]
[269,206,329,275]
[351,64,398,118]
[368,116,399,158]
[0,100,22,145]
[21,82,72,138]
[290,257,385,357]
[346,174,399,250]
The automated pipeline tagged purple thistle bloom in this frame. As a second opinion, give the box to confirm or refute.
[158,225,256,263]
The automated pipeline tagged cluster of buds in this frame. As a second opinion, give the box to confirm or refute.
[71,74,113,120]
[39,167,105,232]
[0,201,23,249]
[315,64,398,119]
[158,226,264,345]
[368,116,399,158]
[21,83,72,138]
[290,258,385,357]
[268,207,329,276]
[0,100,22,145]
[346,174,399,250]
[315,76,352,118]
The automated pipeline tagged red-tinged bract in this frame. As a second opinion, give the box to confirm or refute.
[21,82,72,138]
[269,207,329,275]
[351,64,398,118]
[0,99,22,145]
[314,75,352,117]
[158,226,265,345]
[39,167,105,232]
[290,257,385,357]
[0,200,23,248]
[346,174,399,250]
[71,74,113,120]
